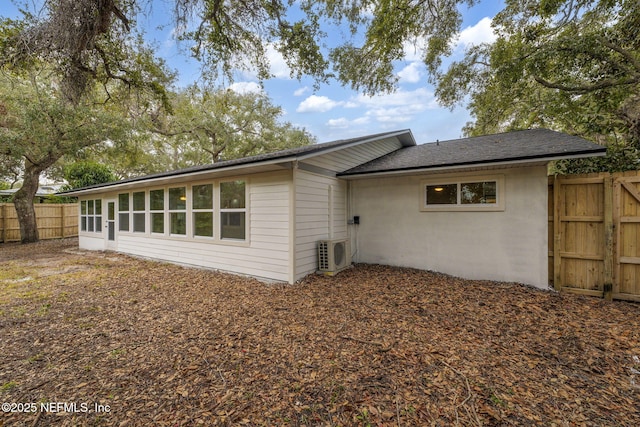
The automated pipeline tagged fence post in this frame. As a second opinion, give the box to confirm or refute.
[603,177,614,301]
[1,203,5,243]
[553,176,562,291]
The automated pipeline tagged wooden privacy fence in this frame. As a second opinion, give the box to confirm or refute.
[0,203,78,243]
[549,171,640,302]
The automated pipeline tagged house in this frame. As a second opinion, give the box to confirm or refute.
[60,129,606,289]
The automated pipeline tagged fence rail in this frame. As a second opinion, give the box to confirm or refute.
[0,203,78,243]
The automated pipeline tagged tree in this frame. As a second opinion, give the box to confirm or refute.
[63,162,117,190]
[2,0,478,98]
[152,87,315,167]
[435,0,640,171]
[0,72,128,242]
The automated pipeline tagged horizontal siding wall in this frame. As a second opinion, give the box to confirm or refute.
[78,170,292,283]
[294,169,347,280]
[302,137,403,172]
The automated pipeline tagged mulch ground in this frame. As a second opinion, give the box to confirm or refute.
[1,238,639,426]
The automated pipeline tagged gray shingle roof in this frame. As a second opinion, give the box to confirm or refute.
[339,129,606,176]
[58,130,414,194]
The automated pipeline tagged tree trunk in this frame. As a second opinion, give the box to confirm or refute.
[13,158,56,244]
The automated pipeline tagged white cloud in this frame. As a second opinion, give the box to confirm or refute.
[265,44,292,79]
[296,95,343,113]
[327,117,370,129]
[456,17,496,49]
[294,86,310,97]
[397,62,422,83]
[229,81,263,94]
[347,87,440,128]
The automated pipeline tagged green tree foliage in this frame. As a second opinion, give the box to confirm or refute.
[63,162,117,190]
[436,0,640,172]
[0,71,130,241]
[3,0,478,97]
[88,86,316,176]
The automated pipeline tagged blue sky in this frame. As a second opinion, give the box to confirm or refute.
[3,1,504,144]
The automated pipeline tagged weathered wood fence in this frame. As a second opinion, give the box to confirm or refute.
[0,203,78,243]
[549,171,640,302]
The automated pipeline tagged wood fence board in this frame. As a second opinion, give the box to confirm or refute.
[551,170,640,302]
[0,203,78,243]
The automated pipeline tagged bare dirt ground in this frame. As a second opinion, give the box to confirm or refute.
[1,238,639,426]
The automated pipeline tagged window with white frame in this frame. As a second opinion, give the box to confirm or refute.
[118,193,130,231]
[168,186,187,235]
[422,175,504,211]
[132,191,146,232]
[220,180,246,240]
[80,199,102,233]
[193,184,214,237]
[150,189,164,234]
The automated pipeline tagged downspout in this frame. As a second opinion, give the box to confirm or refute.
[288,161,298,284]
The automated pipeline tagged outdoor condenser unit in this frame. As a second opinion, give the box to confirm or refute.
[317,239,351,275]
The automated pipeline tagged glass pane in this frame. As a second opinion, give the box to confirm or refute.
[81,217,87,232]
[88,200,94,215]
[133,191,145,211]
[461,181,497,204]
[81,200,87,215]
[95,216,102,232]
[108,222,115,241]
[95,199,102,215]
[221,212,245,240]
[118,193,129,211]
[151,212,164,233]
[169,187,186,210]
[133,212,145,232]
[108,202,115,221]
[194,212,214,237]
[170,212,186,235]
[426,184,457,205]
[193,184,213,210]
[88,217,94,232]
[119,213,129,231]
[220,181,245,209]
[150,189,164,210]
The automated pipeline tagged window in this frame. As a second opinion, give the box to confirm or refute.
[118,193,130,231]
[422,175,504,211]
[132,191,146,233]
[150,189,164,234]
[193,184,214,237]
[220,180,246,240]
[169,186,186,235]
[80,199,102,233]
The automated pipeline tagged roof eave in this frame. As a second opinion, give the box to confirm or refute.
[338,150,607,179]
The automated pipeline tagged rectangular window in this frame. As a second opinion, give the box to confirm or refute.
[426,184,458,205]
[150,189,164,234]
[80,199,102,233]
[118,193,130,231]
[220,180,246,240]
[132,191,146,233]
[193,184,214,237]
[168,187,186,235]
[422,176,504,211]
[461,181,497,204]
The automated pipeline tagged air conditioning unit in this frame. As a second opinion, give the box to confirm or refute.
[317,239,351,275]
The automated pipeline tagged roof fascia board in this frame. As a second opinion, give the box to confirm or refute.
[338,151,606,179]
[297,130,415,162]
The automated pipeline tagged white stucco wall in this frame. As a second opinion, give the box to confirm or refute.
[349,166,549,288]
